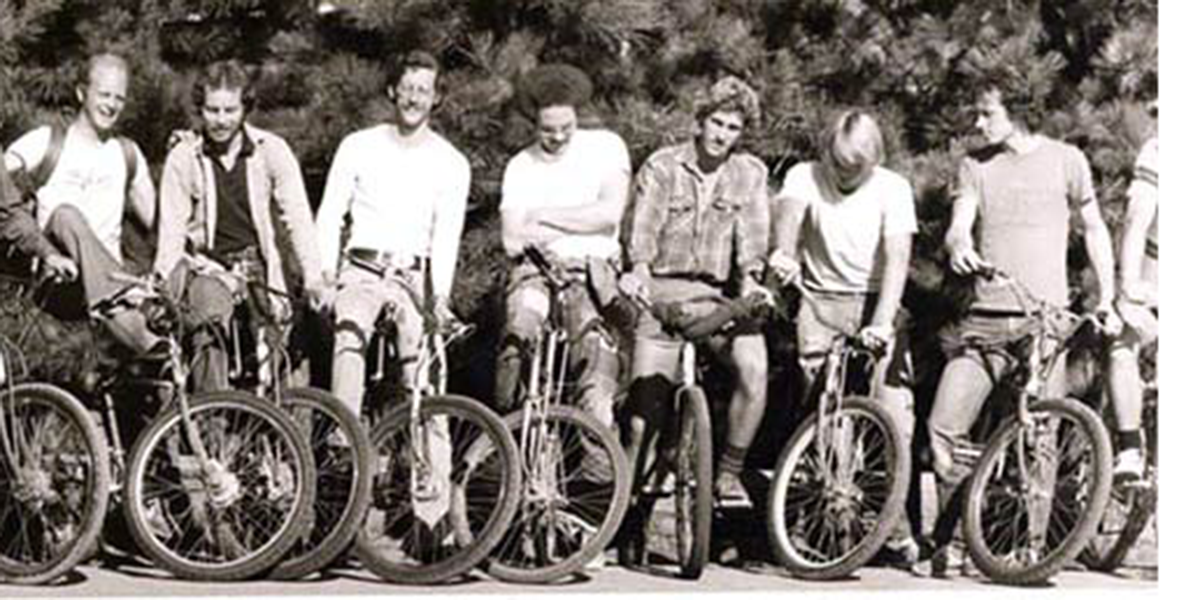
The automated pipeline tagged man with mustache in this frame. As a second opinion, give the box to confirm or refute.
[1,52,161,355]
[315,50,470,418]
[156,59,325,392]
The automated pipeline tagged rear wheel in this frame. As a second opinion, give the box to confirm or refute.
[766,396,908,580]
[963,397,1113,585]
[675,385,712,580]
[487,406,630,583]
[123,391,316,580]
[356,394,520,584]
[271,387,372,580]
[0,384,110,585]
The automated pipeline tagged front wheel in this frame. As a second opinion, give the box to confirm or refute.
[123,391,317,580]
[356,394,520,585]
[963,397,1113,585]
[0,384,110,585]
[486,405,631,583]
[766,396,909,580]
[270,387,373,580]
[675,385,712,580]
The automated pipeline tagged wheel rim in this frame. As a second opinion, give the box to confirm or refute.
[361,407,510,571]
[675,411,698,562]
[279,397,363,566]
[491,413,623,573]
[131,403,306,568]
[774,408,896,568]
[0,397,99,574]
[972,409,1103,571]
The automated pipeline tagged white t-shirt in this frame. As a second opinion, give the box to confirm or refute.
[315,124,471,297]
[6,125,147,261]
[777,162,917,293]
[500,129,630,260]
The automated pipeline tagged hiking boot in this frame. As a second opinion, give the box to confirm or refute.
[882,536,922,571]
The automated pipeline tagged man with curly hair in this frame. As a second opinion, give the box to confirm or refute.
[920,76,1120,577]
[494,63,631,481]
[620,75,772,507]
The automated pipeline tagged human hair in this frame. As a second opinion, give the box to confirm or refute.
[695,75,761,129]
[966,71,1045,133]
[515,63,594,122]
[384,50,441,93]
[191,60,256,113]
[818,109,886,175]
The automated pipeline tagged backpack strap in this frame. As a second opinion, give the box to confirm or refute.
[30,121,67,191]
[118,136,138,196]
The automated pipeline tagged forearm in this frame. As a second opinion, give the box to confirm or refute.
[1084,220,1117,306]
[528,202,620,236]
[870,235,911,327]
[771,195,803,261]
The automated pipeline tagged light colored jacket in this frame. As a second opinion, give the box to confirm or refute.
[155,124,321,314]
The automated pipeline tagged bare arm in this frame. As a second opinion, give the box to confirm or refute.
[870,233,912,328]
[1119,180,1157,299]
[1078,200,1116,307]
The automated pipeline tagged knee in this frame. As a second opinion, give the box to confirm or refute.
[731,343,768,398]
[187,276,235,320]
[44,205,89,238]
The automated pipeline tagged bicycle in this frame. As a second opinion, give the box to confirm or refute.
[345,254,521,585]
[2,271,319,582]
[479,245,631,583]
[0,279,109,585]
[954,268,1114,585]
[1080,339,1157,572]
[619,288,771,580]
[765,284,910,580]
[209,257,374,580]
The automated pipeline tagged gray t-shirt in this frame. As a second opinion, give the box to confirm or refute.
[959,137,1095,311]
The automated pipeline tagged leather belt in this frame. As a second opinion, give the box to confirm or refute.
[346,247,424,272]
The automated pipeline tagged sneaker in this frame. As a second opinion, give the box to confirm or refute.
[913,542,974,579]
[714,471,751,507]
[1114,448,1145,485]
[883,536,922,571]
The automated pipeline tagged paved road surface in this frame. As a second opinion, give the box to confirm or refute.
[0,553,1156,596]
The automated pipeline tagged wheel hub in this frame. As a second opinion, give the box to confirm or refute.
[204,460,242,509]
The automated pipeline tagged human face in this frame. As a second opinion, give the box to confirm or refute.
[972,89,1017,146]
[697,110,745,164]
[200,87,246,145]
[76,64,128,133]
[828,152,873,194]
[389,67,438,133]
[536,105,577,158]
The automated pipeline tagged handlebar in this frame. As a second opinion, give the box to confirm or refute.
[347,254,474,343]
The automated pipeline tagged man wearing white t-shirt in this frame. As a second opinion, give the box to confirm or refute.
[1,52,161,355]
[770,109,919,561]
[494,64,630,438]
[315,51,471,417]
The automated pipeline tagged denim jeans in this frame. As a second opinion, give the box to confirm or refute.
[926,312,1067,546]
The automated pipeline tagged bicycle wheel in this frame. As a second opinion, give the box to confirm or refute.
[487,405,630,583]
[675,385,712,580]
[963,397,1113,585]
[1081,390,1157,572]
[766,396,908,580]
[270,387,372,580]
[0,384,110,585]
[123,390,317,580]
[356,394,520,584]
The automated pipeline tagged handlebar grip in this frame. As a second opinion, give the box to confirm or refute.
[109,271,148,286]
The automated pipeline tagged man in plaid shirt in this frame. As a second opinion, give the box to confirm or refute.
[619,75,772,505]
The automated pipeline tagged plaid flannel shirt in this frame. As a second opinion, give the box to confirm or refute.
[624,142,770,284]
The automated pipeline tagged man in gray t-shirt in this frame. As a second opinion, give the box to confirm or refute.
[919,78,1120,577]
